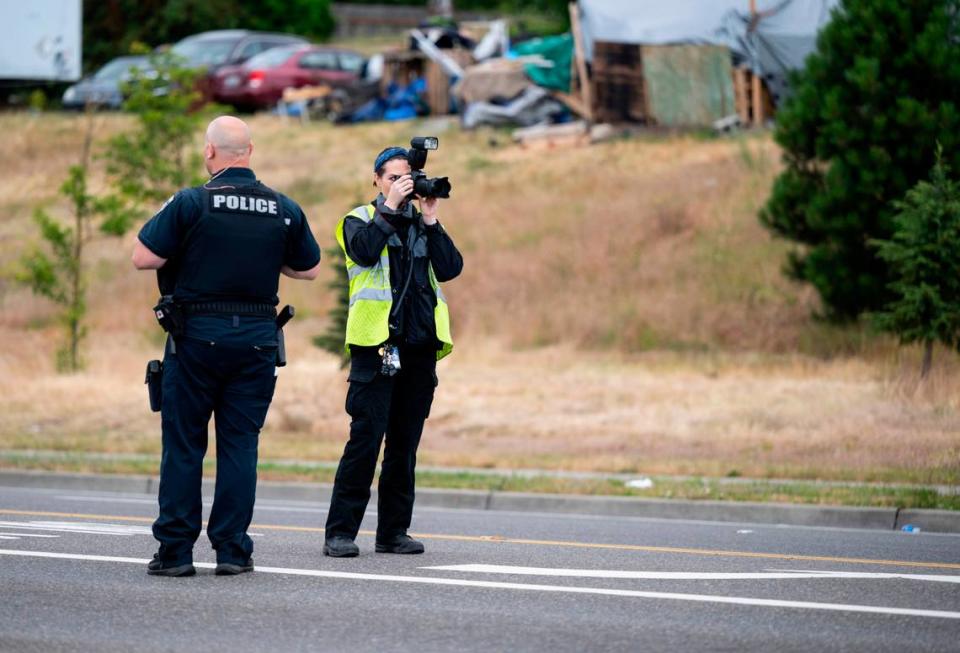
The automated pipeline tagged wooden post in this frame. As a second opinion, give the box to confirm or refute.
[749,0,764,126]
[568,2,593,122]
[733,67,750,124]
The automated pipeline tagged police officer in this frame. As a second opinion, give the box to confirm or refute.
[323,146,463,557]
[132,116,321,576]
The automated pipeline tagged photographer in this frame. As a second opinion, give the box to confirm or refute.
[324,145,463,557]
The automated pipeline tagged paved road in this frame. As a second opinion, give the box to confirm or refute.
[0,483,957,652]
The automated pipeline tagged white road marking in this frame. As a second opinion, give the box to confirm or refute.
[426,564,960,584]
[56,496,155,505]
[0,548,958,620]
[778,569,960,584]
[251,506,330,515]
[424,564,839,580]
[0,536,17,540]
[0,521,151,536]
[427,564,960,585]
[0,524,128,536]
[55,495,337,516]
[0,532,60,538]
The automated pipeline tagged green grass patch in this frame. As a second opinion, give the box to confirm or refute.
[1,452,956,510]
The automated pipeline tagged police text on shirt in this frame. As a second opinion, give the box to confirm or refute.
[211,194,278,215]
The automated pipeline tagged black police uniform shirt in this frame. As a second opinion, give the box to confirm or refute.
[138,168,321,306]
[341,194,462,348]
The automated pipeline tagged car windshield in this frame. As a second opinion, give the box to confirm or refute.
[244,45,302,70]
[94,58,144,81]
[171,39,237,67]
[339,53,365,73]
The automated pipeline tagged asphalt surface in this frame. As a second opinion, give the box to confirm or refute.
[0,483,958,652]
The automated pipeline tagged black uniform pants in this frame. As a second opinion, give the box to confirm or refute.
[153,315,278,566]
[325,345,437,540]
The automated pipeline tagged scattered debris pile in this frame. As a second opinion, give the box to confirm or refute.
[285,0,837,140]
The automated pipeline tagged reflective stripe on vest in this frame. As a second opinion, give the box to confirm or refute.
[335,204,453,360]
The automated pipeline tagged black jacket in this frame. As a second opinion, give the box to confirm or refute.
[342,196,463,347]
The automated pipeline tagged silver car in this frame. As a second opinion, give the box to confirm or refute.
[62,55,154,109]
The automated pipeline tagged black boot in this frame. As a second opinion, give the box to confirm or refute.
[324,535,360,557]
[215,558,254,575]
[375,533,424,554]
[147,553,196,577]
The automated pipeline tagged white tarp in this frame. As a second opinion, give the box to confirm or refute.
[580,0,738,57]
[579,0,839,103]
[721,0,839,102]
[0,0,82,81]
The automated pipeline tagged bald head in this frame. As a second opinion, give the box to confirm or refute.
[204,115,253,174]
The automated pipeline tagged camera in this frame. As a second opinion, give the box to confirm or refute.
[407,136,451,199]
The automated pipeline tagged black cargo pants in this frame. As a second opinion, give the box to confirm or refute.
[153,314,278,567]
[325,344,437,541]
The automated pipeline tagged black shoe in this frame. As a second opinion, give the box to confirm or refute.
[215,558,254,576]
[375,534,425,554]
[147,553,196,577]
[323,536,359,558]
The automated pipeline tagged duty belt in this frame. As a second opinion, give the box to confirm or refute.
[181,301,277,317]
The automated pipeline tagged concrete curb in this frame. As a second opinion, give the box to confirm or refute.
[2,470,958,533]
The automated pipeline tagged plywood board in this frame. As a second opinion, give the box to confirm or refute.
[641,45,735,127]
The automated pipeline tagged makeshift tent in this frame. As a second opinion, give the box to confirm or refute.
[578,0,839,104]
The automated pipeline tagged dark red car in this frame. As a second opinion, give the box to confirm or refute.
[211,44,366,111]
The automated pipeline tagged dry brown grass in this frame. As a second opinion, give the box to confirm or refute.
[0,113,957,483]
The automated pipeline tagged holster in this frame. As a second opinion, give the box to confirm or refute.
[275,304,295,367]
[153,295,184,337]
[276,329,287,367]
[145,360,163,412]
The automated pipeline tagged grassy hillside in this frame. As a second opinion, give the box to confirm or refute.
[0,112,957,484]
[0,113,811,349]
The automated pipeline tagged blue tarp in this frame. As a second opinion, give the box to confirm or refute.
[348,77,428,123]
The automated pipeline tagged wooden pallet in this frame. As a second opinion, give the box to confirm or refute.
[591,71,647,123]
[588,40,647,124]
[424,47,474,116]
[732,66,775,126]
[592,41,643,77]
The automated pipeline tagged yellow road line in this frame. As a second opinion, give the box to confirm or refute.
[2,508,957,571]
[1,509,155,523]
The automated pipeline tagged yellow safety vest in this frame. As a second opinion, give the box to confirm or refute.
[335,204,453,360]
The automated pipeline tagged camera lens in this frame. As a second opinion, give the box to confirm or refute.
[414,175,451,199]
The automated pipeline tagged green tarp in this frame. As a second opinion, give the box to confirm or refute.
[511,33,572,93]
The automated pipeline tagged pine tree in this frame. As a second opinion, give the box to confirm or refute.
[17,109,98,371]
[872,147,960,378]
[760,0,960,320]
[312,245,351,368]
